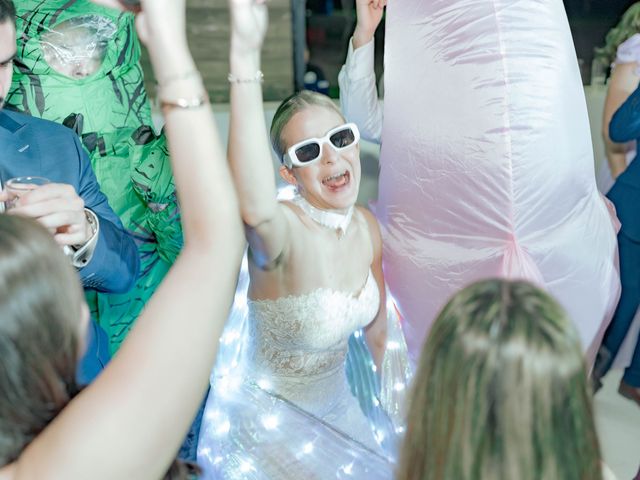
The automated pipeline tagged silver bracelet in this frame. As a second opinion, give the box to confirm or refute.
[228,70,264,84]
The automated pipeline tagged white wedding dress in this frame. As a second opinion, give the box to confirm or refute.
[197,266,398,479]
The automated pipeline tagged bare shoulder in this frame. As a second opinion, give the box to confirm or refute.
[0,463,16,480]
[355,206,382,251]
[279,200,304,222]
[356,206,381,233]
[279,200,319,233]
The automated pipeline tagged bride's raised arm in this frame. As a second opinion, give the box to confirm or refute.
[7,0,244,478]
[228,0,290,268]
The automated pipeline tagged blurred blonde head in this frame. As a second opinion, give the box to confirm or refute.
[396,279,602,480]
[596,2,640,68]
[0,215,86,465]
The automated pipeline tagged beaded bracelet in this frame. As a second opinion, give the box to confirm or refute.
[228,70,264,84]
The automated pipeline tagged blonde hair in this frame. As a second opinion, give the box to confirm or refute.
[0,215,84,465]
[595,2,640,67]
[269,90,344,160]
[396,279,602,480]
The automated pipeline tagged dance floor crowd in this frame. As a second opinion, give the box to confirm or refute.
[0,0,638,478]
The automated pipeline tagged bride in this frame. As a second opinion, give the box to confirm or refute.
[196,0,406,478]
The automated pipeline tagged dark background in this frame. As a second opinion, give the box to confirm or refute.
[304,0,638,97]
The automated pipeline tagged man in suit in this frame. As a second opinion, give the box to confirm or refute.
[593,81,640,406]
[0,0,139,382]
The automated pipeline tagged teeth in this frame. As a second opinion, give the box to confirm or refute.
[323,171,348,184]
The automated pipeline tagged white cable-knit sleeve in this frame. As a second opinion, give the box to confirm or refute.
[613,33,640,76]
[338,38,383,144]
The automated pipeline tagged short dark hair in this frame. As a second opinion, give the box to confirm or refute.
[0,0,15,25]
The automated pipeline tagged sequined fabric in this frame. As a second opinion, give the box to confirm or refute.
[197,271,393,479]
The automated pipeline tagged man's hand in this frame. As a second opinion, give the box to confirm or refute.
[1,183,93,246]
[353,0,386,50]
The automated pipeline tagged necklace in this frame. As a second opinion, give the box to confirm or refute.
[293,195,354,237]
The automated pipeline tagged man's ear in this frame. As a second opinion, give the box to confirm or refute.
[279,165,297,185]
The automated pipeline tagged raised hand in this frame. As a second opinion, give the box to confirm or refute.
[353,0,386,49]
[229,0,269,55]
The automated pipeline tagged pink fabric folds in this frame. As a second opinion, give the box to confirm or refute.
[378,0,620,364]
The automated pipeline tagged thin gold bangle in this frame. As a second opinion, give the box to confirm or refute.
[159,93,209,111]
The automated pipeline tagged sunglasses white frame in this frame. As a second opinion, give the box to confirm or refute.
[282,123,360,168]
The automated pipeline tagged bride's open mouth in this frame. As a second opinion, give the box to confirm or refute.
[322,170,350,190]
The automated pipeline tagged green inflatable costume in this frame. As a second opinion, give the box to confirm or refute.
[7,0,183,353]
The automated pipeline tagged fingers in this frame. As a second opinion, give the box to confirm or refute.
[8,208,89,245]
[54,224,92,246]
[6,183,90,245]
[10,196,84,218]
[31,210,86,232]
[10,183,80,205]
[54,232,88,246]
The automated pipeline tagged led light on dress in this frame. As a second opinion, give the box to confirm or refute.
[197,204,411,478]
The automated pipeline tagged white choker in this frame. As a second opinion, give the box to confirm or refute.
[293,195,354,237]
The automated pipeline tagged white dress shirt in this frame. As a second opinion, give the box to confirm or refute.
[338,37,384,144]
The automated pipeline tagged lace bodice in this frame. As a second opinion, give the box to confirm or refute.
[245,271,379,412]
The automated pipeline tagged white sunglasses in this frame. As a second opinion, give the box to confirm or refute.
[282,123,360,168]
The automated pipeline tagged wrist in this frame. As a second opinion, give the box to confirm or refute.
[353,27,374,50]
[230,50,261,75]
[68,209,99,269]
[81,209,98,246]
[148,41,194,78]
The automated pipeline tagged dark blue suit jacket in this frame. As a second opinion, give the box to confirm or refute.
[608,85,640,242]
[0,109,139,292]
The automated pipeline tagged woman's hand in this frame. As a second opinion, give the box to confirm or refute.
[353,0,386,49]
[229,0,269,55]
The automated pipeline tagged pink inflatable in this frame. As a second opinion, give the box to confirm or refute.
[377,0,621,364]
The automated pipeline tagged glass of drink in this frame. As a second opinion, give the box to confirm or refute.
[4,176,50,210]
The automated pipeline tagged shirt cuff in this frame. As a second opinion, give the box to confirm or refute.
[345,36,375,81]
[70,209,100,269]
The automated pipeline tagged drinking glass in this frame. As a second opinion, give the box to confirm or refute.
[4,176,50,210]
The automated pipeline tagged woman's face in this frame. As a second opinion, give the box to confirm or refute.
[280,106,361,211]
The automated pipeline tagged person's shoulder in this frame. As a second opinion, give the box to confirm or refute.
[0,462,16,480]
[355,205,382,247]
[616,33,640,65]
[279,199,308,226]
[1,109,76,139]
[355,205,379,229]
